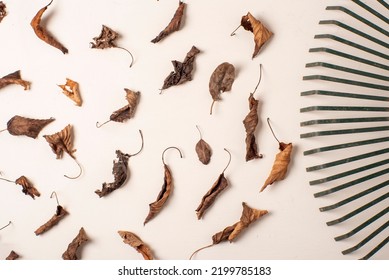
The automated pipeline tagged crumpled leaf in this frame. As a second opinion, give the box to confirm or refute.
[4,115,54,139]
[161,46,200,91]
[15,176,40,199]
[58,78,82,106]
[34,205,68,235]
[260,142,293,192]
[118,231,154,260]
[239,12,273,59]
[190,202,268,259]
[209,62,236,114]
[30,0,68,54]
[195,148,231,219]
[243,94,262,161]
[144,147,182,225]
[6,251,20,260]
[62,227,89,260]
[90,25,134,67]
[195,126,212,165]
[43,124,76,159]
[0,71,31,91]
[151,1,186,43]
[0,2,7,23]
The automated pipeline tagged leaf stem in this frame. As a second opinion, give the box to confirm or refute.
[0,128,8,133]
[64,158,83,179]
[50,191,60,206]
[0,221,11,231]
[0,176,15,184]
[251,64,262,96]
[162,146,183,165]
[230,24,241,36]
[189,244,214,260]
[222,148,232,174]
[210,100,216,115]
[267,117,280,144]
[115,46,134,68]
[96,120,111,128]
[196,125,203,139]
[128,130,144,157]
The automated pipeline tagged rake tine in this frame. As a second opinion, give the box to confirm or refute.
[301,117,389,126]
[326,193,389,226]
[300,105,389,113]
[351,0,389,24]
[378,0,389,10]
[301,126,389,138]
[320,180,389,211]
[301,90,389,101]
[335,207,389,241]
[303,75,389,90]
[360,235,389,260]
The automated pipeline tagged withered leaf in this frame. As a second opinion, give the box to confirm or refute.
[15,176,40,199]
[260,142,293,192]
[62,227,89,260]
[90,25,134,67]
[151,1,186,43]
[0,71,31,91]
[97,89,140,128]
[209,62,236,115]
[243,94,262,161]
[95,130,143,197]
[58,78,82,106]
[34,205,68,235]
[237,13,273,59]
[190,202,268,259]
[6,251,20,260]
[195,148,231,219]
[144,147,182,225]
[4,115,54,139]
[43,124,76,159]
[118,231,154,260]
[195,126,212,165]
[0,2,6,23]
[30,0,68,54]
[161,46,200,91]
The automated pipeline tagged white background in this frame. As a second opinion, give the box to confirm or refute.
[0,0,388,260]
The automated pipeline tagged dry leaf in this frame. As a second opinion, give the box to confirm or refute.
[151,1,186,43]
[96,89,140,128]
[0,71,31,91]
[34,205,68,235]
[195,126,212,165]
[58,78,82,106]
[30,0,68,54]
[209,62,236,114]
[232,13,273,59]
[62,227,89,260]
[195,148,231,219]
[3,115,54,139]
[15,176,40,199]
[144,147,182,225]
[118,231,154,260]
[161,46,200,91]
[0,2,6,23]
[90,25,134,67]
[43,124,76,159]
[95,130,143,197]
[243,94,262,161]
[6,251,20,260]
[191,202,268,259]
[260,142,293,192]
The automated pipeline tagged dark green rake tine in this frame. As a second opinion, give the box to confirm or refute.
[306,62,389,81]
[303,75,389,91]
[301,90,389,101]
[342,220,389,255]
[326,6,389,37]
[360,235,389,260]
[304,137,389,156]
[351,0,389,24]
[335,207,389,241]
[319,180,389,211]
[314,168,389,198]
[310,159,389,186]
[301,117,389,127]
[326,192,389,226]
[378,0,389,10]
[306,148,389,172]
[300,126,389,138]
[309,48,389,71]
[300,105,389,113]
[314,34,389,60]
[319,20,389,49]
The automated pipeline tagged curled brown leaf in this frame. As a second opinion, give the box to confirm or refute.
[161,46,200,91]
[62,227,89,260]
[209,62,236,115]
[118,231,154,260]
[34,205,68,235]
[151,1,186,43]
[0,2,6,23]
[4,115,54,139]
[6,251,20,260]
[58,78,82,106]
[243,94,262,161]
[195,126,212,165]
[30,0,68,54]
[0,71,31,91]
[15,176,40,199]
[43,124,76,159]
